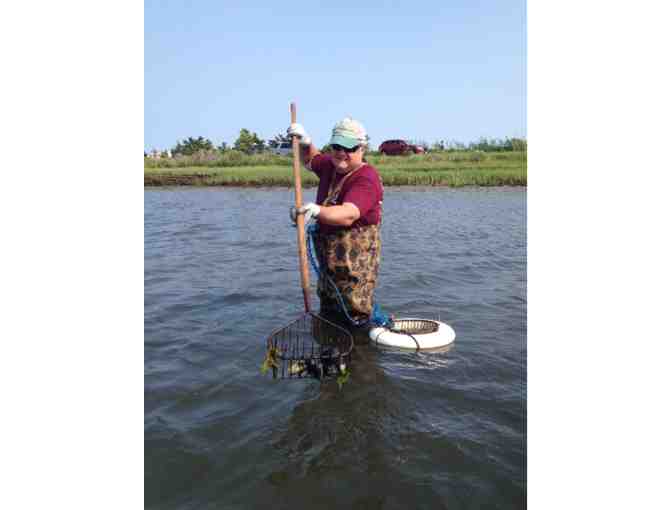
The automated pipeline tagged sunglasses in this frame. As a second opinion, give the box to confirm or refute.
[330,144,359,153]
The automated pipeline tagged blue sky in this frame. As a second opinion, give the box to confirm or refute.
[145,0,526,151]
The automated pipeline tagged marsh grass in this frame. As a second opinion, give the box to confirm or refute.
[144,151,526,187]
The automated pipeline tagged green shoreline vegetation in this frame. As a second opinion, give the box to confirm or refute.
[144,150,527,187]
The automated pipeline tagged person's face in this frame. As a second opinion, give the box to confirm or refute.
[331,144,363,173]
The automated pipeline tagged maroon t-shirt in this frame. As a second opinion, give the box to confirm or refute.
[309,154,383,234]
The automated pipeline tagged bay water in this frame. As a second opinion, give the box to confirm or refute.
[145,186,526,509]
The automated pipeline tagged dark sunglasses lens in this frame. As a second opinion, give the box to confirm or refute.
[332,144,358,153]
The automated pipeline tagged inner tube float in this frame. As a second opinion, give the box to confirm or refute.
[369,318,456,350]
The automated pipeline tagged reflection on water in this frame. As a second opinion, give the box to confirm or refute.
[145,187,526,509]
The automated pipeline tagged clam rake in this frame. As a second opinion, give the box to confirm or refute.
[265,312,353,379]
[263,102,354,380]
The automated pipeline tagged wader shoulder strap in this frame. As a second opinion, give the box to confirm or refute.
[322,165,365,207]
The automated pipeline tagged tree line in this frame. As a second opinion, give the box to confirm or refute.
[148,130,290,158]
[145,129,526,158]
[414,137,527,152]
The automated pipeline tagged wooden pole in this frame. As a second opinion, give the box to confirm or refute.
[290,102,312,313]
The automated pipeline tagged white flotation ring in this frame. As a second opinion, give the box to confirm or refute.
[369,318,456,350]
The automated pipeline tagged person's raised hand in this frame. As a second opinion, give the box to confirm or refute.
[287,123,312,146]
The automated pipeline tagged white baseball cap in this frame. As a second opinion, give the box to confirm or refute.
[329,117,368,148]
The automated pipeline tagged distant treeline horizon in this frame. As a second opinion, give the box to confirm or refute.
[144,130,527,158]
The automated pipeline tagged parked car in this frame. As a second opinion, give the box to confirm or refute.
[379,139,425,155]
[271,141,293,156]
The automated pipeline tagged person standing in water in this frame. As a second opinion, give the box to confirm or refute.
[288,117,384,326]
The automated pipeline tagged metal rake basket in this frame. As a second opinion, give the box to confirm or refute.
[265,311,353,379]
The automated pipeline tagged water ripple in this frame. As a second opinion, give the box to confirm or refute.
[145,187,526,509]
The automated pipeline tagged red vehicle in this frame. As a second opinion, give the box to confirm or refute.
[379,139,425,155]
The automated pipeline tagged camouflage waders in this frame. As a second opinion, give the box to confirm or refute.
[314,223,381,322]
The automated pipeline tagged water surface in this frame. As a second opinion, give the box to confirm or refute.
[145,186,526,509]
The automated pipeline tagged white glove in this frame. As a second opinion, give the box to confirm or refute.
[301,202,321,223]
[289,202,321,225]
[287,123,312,146]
